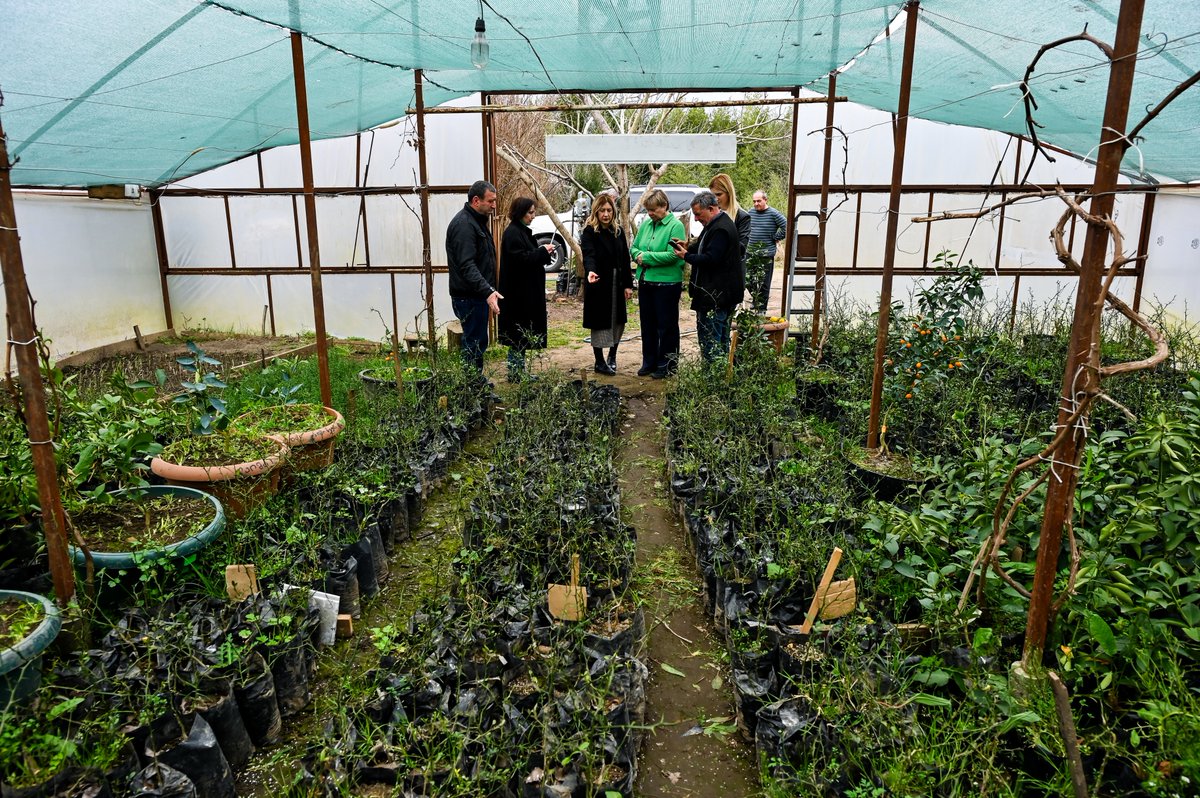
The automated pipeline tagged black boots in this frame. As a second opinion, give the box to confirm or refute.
[593,347,616,376]
[607,346,618,370]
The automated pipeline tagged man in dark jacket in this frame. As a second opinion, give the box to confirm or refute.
[670,190,743,363]
[446,180,503,372]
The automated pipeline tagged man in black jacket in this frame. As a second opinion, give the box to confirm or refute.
[446,180,503,372]
[670,190,743,363]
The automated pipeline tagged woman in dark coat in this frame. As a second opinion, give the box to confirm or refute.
[581,192,633,375]
[498,197,555,380]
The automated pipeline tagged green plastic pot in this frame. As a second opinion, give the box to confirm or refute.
[0,590,62,705]
[68,485,225,570]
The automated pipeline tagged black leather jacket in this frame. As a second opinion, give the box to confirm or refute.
[446,203,497,300]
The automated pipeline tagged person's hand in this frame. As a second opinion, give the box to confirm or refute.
[669,239,686,255]
[624,288,633,301]
[543,244,556,253]
[587,271,600,284]
[487,290,503,315]
[636,253,644,265]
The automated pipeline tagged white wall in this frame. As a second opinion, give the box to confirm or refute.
[12,193,164,359]
[161,95,483,342]
[11,93,1199,356]
[786,93,1174,325]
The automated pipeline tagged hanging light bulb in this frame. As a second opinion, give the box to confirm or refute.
[471,16,489,69]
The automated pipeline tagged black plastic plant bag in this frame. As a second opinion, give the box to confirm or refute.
[365,523,389,583]
[268,633,311,718]
[232,652,282,747]
[319,551,360,619]
[343,538,377,599]
[154,715,235,798]
[128,763,198,798]
[191,682,254,771]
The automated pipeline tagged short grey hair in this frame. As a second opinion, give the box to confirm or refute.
[691,190,719,210]
[753,190,768,201]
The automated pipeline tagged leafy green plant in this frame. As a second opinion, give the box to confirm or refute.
[174,341,228,434]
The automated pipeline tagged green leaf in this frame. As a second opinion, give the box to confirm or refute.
[1088,613,1118,656]
[47,696,84,720]
[660,663,686,678]
[910,693,952,707]
[997,710,1040,734]
[894,561,917,579]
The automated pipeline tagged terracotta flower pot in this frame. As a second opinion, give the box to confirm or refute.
[760,321,788,353]
[233,404,345,472]
[150,435,288,519]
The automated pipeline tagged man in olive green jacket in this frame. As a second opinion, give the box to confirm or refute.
[630,189,686,378]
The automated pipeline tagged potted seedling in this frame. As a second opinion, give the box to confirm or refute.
[150,342,288,518]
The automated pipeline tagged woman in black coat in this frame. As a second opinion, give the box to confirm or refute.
[581,192,633,375]
[498,197,555,380]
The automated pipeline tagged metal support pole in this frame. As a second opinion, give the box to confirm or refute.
[780,87,801,320]
[1132,191,1155,316]
[1022,0,1146,667]
[811,74,837,350]
[414,70,437,353]
[867,1,920,451]
[0,114,74,604]
[289,31,332,407]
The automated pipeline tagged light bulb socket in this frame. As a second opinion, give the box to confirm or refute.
[475,17,486,33]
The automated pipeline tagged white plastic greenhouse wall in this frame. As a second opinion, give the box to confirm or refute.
[12,93,1200,361]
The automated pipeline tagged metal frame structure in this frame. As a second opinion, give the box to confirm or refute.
[0,0,1167,609]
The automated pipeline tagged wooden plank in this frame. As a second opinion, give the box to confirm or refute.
[225,564,260,600]
[800,547,843,634]
[818,577,856,620]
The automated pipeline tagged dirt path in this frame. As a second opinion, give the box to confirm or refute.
[619,392,761,798]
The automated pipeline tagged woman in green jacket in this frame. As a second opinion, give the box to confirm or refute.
[630,188,686,378]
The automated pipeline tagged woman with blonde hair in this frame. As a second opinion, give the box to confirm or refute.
[581,192,633,375]
[709,172,752,266]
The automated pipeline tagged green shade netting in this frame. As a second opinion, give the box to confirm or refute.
[1,0,892,187]
[839,1,1200,182]
[2,0,1198,187]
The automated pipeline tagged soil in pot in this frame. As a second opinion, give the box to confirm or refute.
[0,597,43,649]
[71,492,212,555]
[359,365,434,400]
[845,445,925,503]
[232,403,344,472]
[153,430,286,518]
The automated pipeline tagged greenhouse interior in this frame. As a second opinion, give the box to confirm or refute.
[2,1,1199,796]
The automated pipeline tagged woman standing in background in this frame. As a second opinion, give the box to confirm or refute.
[498,197,555,381]
[580,193,633,375]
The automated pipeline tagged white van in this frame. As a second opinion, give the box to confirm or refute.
[529,184,704,272]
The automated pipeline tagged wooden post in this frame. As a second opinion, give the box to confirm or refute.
[414,70,437,356]
[866,1,920,451]
[1023,0,1146,667]
[149,188,174,331]
[289,31,333,408]
[0,112,75,604]
[811,73,838,351]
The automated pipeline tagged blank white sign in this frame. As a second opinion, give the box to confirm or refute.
[545,134,737,164]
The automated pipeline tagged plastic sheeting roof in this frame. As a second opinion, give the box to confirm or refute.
[2,1,1198,187]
